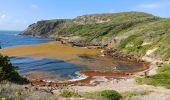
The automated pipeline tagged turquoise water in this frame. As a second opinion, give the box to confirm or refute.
[0,31,87,79]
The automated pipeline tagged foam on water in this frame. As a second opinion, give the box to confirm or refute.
[68,71,88,82]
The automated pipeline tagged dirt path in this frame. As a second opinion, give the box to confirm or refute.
[71,77,170,93]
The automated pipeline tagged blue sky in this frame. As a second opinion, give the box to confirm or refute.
[0,0,170,30]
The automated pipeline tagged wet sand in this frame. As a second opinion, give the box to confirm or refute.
[30,70,128,87]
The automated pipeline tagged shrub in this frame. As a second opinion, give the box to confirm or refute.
[117,35,138,49]
[0,54,28,84]
[60,90,80,98]
[0,82,58,100]
[122,90,149,99]
[15,91,21,97]
[100,90,122,100]
[1,97,7,100]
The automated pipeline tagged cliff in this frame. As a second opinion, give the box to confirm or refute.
[21,12,170,62]
[21,19,72,36]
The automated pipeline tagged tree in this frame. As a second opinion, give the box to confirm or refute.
[0,54,28,84]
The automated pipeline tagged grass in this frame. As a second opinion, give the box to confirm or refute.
[22,11,170,60]
[122,90,150,100]
[0,83,124,100]
[117,35,139,49]
[60,90,81,98]
[136,64,170,88]
[0,82,58,100]
[82,90,122,100]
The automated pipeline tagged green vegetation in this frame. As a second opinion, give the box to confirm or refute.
[100,90,122,100]
[59,12,159,42]
[0,82,58,100]
[60,90,80,98]
[136,64,170,88]
[122,90,149,100]
[117,35,139,49]
[83,90,122,100]
[0,54,57,99]
[22,11,170,60]
[0,54,28,84]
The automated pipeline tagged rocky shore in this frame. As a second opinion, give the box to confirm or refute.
[1,40,151,87]
[30,70,129,87]
[103,48,149,65]
[26,42,150,87]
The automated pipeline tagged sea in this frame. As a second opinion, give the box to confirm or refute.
[0,31,87,79]
[0,31,145,81]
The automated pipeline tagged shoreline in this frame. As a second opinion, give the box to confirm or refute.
[29,61,150,87]
[30,70,129,87]
[2,38,167,97]
[0,41,152,87]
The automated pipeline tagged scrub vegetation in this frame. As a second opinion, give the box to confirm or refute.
[136,64,170,88]
[22,12,170,60]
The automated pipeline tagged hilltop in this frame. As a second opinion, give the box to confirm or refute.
[21,11,170,63]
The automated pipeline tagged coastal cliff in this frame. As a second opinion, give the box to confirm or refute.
[21,12,170,63]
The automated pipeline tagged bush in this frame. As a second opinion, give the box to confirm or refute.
[117,35,138,49]
[100,90,122,100]
[0,54,28,84]
[1,97,7,100]
[0,82,58,100]
[60,90,80,98]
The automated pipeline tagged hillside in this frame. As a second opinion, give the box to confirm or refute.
[21,11,170,62]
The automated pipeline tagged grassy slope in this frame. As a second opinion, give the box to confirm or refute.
[136,64,170,88]
[116,18,170,58]
[58,12,170,59]
[22,11,170,60]
[59,12,159,41]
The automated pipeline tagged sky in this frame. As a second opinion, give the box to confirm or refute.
[0,0,170,31]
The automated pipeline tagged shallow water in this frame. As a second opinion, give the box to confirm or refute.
[0,31,146,80]
[10,57,87,78]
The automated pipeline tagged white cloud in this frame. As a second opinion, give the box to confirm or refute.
[0,14,6,20]
[31,4,39,9]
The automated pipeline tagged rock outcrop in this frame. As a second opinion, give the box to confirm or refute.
[21,19,72,36]
[21,11,170,61]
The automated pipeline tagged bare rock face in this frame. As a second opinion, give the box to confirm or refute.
[74,15,111,25]
[21,19,72,37]
[20,12,170,62]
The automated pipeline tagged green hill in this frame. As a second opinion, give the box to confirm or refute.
[21,11,170,62]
